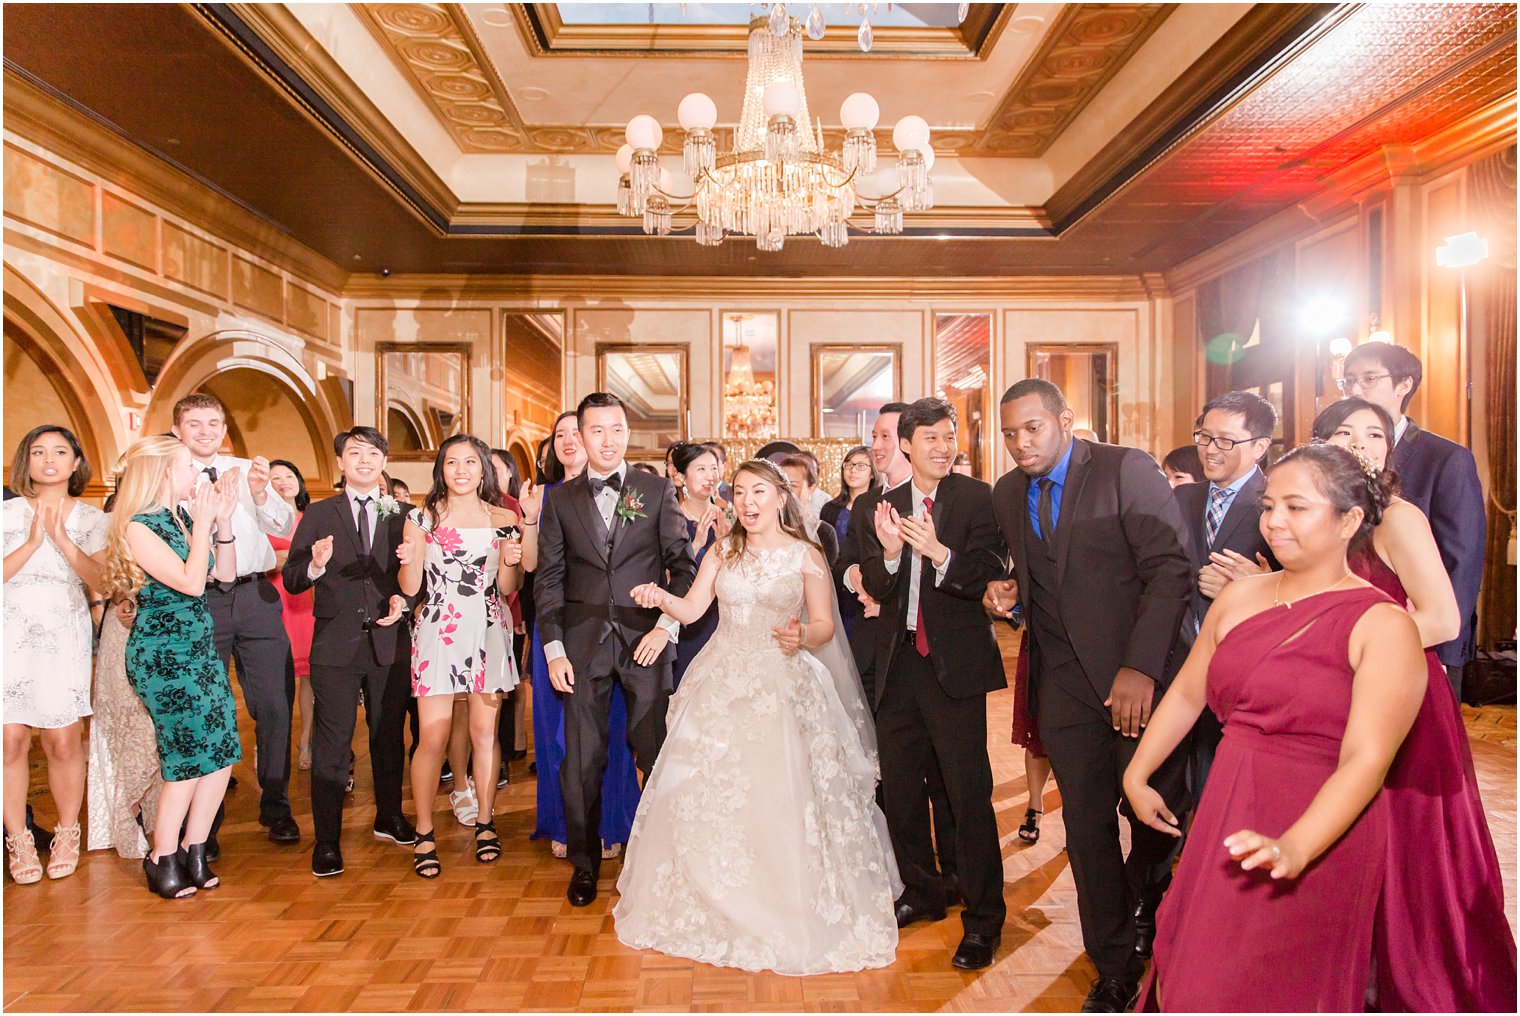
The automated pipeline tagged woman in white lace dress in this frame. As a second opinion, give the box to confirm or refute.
[617,459,899,976]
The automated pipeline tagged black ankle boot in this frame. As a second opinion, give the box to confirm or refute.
[183,842,220,890]
[143,851,197,899]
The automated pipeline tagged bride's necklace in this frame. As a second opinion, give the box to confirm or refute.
[1273,570,1353,608]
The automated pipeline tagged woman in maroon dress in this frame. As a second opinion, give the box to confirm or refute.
[1123,443,1427,1012]
[1316,398,1518,1011]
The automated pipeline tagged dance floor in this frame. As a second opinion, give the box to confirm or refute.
[5,632,1516,1012]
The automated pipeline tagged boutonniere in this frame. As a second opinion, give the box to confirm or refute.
[375,493,403,521]
[614,487,647,526]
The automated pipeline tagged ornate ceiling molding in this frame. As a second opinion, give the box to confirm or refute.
[969,3,1177,156]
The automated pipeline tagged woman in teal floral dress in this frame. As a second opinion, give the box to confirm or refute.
[102,436,240,899]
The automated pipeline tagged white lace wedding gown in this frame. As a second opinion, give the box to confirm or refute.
[613,541,900,975]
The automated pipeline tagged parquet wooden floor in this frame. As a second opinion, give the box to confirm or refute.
[5,635,1516,1012]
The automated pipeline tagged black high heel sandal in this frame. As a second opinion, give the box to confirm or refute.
[474,820,501,864]
[412,831,440,879]
[183,843,220,889]
[143,851,197,899]
[1017,808,1042,844]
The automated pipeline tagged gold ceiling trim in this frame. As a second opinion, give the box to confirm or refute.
[353,2,530,154]
[968,3,1177,156]
[513,3,1009,59]
[447,202,1051,232]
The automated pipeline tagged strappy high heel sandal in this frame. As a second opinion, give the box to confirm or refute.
[45,822,81,879]
[6,829,42,884]
[143,851,197,899]
[413,830,441,879]
[1017,808,1042,844]
[474,820,501,864]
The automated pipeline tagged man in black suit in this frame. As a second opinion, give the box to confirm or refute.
[536,392,697,906]
[834,402,960,903]
[283,427,418,877]
[985,379,1192,1011]
[1340,342,1486,698]
[859,398,1008,971]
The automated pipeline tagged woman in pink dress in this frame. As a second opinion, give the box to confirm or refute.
[1123,443,1428,1011]
[266,461,316,770]
[1316,398,1517,1010]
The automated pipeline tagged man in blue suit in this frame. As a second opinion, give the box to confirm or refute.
[1340,342,1486,698]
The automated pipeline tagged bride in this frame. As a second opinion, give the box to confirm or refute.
[615,458,900,975]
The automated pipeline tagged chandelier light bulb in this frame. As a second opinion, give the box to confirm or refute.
[762,80,801,118]
[677,92,718,131]
[839,92,880,131]
[625,114,664,151]
[892,115,930,153]
[615,143,634,174]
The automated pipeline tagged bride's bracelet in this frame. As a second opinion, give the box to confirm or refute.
[798,621,810,649]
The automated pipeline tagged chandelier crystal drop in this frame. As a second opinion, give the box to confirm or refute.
[615,14,934,251]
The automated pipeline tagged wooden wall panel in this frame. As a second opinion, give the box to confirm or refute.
[162,222,229,299]
[233,256,285,322]
[99,191,157,271]
[3,143,94,246]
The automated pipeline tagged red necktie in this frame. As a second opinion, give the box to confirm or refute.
[915,496,933,657]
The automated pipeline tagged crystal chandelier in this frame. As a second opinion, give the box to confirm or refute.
[614,8,936,251]
[723,319,778,438]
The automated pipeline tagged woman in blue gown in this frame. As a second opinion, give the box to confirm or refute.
[521,411,641,857]
[819,445,872,638]
[669,443,727,689]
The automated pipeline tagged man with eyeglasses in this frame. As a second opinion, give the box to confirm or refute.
[1339,343,1485,698]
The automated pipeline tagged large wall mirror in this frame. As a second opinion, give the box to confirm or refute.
[1028,343,1119,444]
[934,313,992,478]
[597,343,688,451]
[812,345,900,439]
[375,341,470,460]
[721,311,779,440]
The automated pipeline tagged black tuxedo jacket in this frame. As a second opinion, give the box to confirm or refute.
[1170,469,1278,663]
[992,440,1192,710]
[283,493,413,669]
[1393,420,1486,666]
[534,467,697,664]
[859,472,1008,706]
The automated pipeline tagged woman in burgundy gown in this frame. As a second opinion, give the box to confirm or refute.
[1317,399,1518,1010]
[1123,444,1428,1011]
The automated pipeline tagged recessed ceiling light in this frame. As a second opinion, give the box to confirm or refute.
[519,86,550,102]
[1011,14,1045,32]
[480,6,513,27]
[353,254,363,261]
[165,137,181,146]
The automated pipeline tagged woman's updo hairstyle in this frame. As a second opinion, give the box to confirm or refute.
[1310,397,1402,496]
[670,441,717,476]
[1271,441,1394,547]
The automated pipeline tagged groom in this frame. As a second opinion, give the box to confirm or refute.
[535,392,697,905]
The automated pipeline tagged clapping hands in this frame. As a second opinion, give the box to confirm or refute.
[873,501,904,557]
[310,535,335,571]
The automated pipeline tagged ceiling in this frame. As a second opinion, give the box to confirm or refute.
[2,3,1515,278]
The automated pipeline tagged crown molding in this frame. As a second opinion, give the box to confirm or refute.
[446,201,1052,233]
[2,66,350,294]
[340,272,1154,303]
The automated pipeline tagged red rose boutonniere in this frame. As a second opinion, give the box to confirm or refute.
[615,488,647,526]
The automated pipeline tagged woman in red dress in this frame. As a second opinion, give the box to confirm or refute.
[1316,398,1517,1011]
[266,461,315,770]
[1123,443,1427,1011]
[1008,631,1051,843]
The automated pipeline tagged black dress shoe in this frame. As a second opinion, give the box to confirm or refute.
[1080,976,1140,1013]
[567,868,597,907]
[893,898,947,929]
[311,842,344,878]
[951,932,1000,970]
[509,749,527,762]
[204,834,220,863]
[261,815,301,843]
[1133,895,1160,959]
[372,814,418,846]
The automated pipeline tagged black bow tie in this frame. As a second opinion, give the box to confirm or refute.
[590,472,623,497]
[202,466,219,482]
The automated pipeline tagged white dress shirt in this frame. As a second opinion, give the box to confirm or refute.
[306,485,381,582]
[544,462,679,663]
[882,481,952,632]
[191,453,294,577]
[1394,415,1411,446]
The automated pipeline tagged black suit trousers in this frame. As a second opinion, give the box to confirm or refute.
[877,643,1006,938]
[1035,660,1189,981]
[208,578,294,821]
[308,637,410,845]
[560,630,668,875]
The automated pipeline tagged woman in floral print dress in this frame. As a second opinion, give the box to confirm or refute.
[398,435,523,876]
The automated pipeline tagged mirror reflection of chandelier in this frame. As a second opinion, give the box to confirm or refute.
[724,317,778,439]
[614,5,937,251]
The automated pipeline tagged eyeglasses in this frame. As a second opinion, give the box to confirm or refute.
[1336,373,1392,393]
[1192,431,1266,452]
[843,461,873,471]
